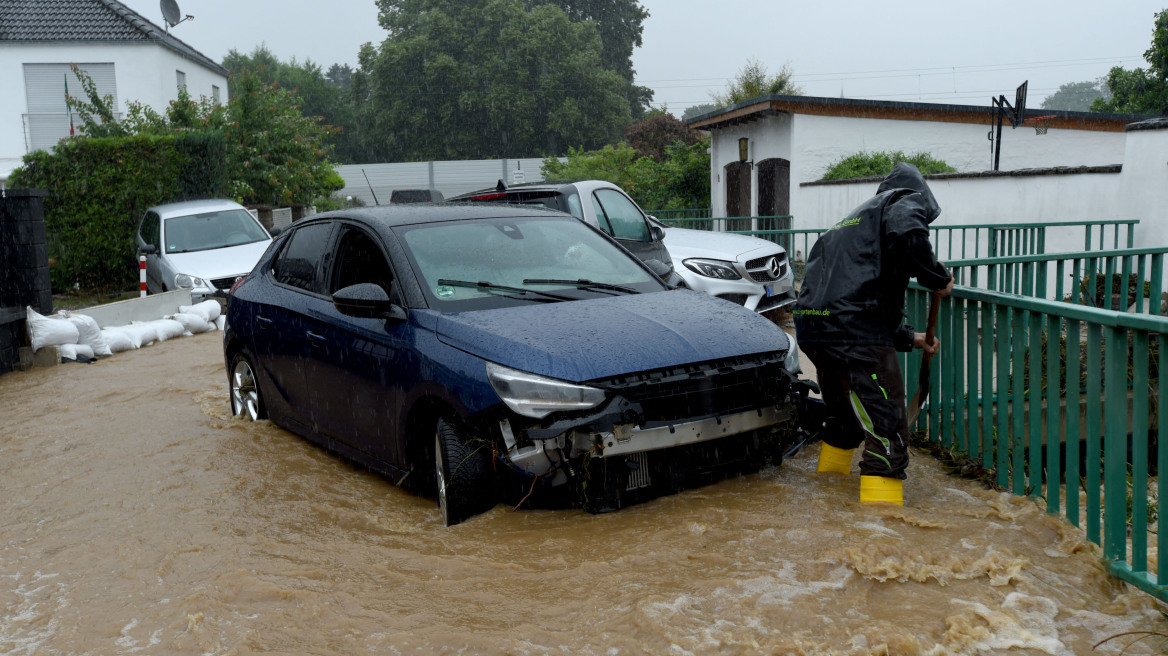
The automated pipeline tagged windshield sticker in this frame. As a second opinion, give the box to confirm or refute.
[435,285,455,299]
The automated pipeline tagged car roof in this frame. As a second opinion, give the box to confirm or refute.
[308,202,574,229]
[149,199,248,219]
[448,179,620,200]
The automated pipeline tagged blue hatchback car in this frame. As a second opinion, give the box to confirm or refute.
[223,204,807,525]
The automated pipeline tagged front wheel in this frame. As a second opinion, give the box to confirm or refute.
[229,353,266,421]
[434,418,496,526]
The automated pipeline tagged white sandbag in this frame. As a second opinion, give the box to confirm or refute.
[146,319,186,341]
[59,343,94,361]
[168,312,215,334]
[60,310,112,357]
[178,300,222,323]
[215,315,226,331]
[25,306,80,352]
[101,327,137,352]
[127,321,159,347]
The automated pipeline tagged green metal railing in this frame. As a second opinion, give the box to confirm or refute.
[944,248,1168,315]
[663,218,1137,267]
[928,220,1137,260]
[646,208,711,220]
[906,283,1167,600]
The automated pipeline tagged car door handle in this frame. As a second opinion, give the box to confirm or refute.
[306,331,326,345]
[256,315,274,328]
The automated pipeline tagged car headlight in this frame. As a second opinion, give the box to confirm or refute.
[783,333,802,375]
[175,273,211,290]
[485,362,606,419]
[683,258,742,280]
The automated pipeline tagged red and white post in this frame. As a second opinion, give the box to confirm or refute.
[139,255,147,297]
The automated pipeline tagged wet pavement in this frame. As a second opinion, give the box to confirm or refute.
[1,331,1164,655]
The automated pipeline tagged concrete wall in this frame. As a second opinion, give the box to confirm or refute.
[0,41,228,180]
[799,167,1125,257]
[1118,119,1168,249]
[708,109,1128,228]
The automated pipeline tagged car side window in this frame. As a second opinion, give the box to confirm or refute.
[140,212,161,247]
[329,227,398,301]
[592,189,650,242]
[272,223,333,293]
[565,192,585,220]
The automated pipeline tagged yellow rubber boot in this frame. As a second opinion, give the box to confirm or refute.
[860,476,903,505]
[816,443,854,474]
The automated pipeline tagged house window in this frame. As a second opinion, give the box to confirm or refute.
[212,85,220,104]
[22,63,118,153]
[176,70,186,90]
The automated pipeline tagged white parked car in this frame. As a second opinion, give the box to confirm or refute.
[136,199,272,303]
[648,215,797,317]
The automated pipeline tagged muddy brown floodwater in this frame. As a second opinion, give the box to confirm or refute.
[2,331,1165,655]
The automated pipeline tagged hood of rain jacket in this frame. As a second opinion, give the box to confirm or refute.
[793,163,945,348]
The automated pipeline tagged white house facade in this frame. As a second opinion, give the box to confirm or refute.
[0,0,228,182]
[687,95,1150,231]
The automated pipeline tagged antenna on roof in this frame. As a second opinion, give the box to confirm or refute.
[160,0,194,31]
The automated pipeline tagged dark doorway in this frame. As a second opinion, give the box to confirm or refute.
[724,161,751,231]
[757,158,792,251]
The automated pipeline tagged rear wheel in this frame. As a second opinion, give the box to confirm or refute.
[229,353,266,420]
[434,417,496,526]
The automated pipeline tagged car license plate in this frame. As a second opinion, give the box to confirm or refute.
[765,284,774,297]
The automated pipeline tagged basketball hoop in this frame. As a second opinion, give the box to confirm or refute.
[1023,115,1056,135]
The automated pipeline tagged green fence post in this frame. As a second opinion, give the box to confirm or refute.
[1066,317,1081,527]
[984,301,997,472]
[1103,326,1128,562]
[997,305,1011,488]
[1086,323,1103,544]
[1159,333,1168,580]
[1028,309,1043,497]
[1011,307,1027,495]
[1045,313,1062,514]
[1130,333,1150,573]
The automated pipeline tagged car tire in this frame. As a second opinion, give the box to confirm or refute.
[229,353,267,421]
[434,417,496,526]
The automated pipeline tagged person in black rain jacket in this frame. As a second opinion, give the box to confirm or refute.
[793,162,953,505]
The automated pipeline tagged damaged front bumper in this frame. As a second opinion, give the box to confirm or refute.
[489,365,809,508]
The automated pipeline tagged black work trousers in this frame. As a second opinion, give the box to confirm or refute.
[802,343,909,480]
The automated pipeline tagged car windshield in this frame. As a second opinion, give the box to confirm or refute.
[398,215,665,310]
[164,209,269,254]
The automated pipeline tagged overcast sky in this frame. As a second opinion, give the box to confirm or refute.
[120,0,1163,114]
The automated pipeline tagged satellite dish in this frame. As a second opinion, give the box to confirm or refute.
[160,0,181,27]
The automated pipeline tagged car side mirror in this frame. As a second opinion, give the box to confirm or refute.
[139,244,158,255]
[644,258,672,279]
[333,283,407,322]
[651,225,665,241]
[268,225,285,237]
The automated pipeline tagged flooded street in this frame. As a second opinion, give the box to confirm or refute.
[1,331,1164,655]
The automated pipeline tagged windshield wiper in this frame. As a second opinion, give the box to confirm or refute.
[436,279,575,302]
[523,278,640,294]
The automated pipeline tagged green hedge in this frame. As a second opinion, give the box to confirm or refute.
[822,150,956,181]
[8,131,229,292]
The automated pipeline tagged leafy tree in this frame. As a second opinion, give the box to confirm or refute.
[624,111,702,161]
[821,151,955,181]
[220,69,344,205]
[712,58,802,108]
[1041,79,1111,111]
[541,137,710,210]
[222,46,365,163]
[64,66,342,205]
[358,0,631,160]
[1092,10,1168,115]
[326,63,353,89]
[532,0,654,116]
[682,103,717,120]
